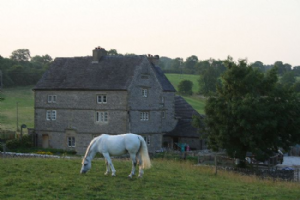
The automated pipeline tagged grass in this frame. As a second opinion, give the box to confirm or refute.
[165,73,206,114]
[0,85,34,132]
[0,158,299,200]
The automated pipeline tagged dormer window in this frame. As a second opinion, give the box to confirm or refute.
[48,95,57,103]
[97,95,107,104]
[142,89,148,97]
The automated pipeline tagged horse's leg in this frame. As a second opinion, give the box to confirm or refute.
[137,153,144,178]
[104,158,110,175]
[128,153,137,178]
[102,153,116,176]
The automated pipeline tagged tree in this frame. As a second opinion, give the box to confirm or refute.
[107,49,119,56]
[31,54,52,65]
[250,61,265,72]
[10,49,31,62]
[293,66,300,76]
[280,71,295,88]
[184,55,198,74]
[203,58,300,161]
[170,57,182,73]
[178,80,193,95]
[198,65,219,96]
[292,81,300,93]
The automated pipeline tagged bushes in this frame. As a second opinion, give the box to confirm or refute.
[6,134,33,150]
[178,80,193,96]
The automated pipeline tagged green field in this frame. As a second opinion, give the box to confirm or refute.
[165,73,206,114]
[0,86,35,131]
[0,158,299,200]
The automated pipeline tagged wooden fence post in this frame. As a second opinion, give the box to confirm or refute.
[215,154,217,175]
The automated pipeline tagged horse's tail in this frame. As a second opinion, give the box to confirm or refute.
[138,136,151,169]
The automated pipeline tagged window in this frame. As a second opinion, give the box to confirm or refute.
[142,89,148,97]
[144,136,150,145]
[97,95,107,104]
[161,96,165,103]
[96,111,108,122]
[68,137,75,147]
[48,95,57,103]
[162,111,165,118]
[46,110,56,120]
[140,112,149,121]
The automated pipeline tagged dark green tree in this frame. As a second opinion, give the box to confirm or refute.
[292,81,300,93]
[170,58,182,73]
[204,58,300,161]
[184,55,198,74]
[107,49,119,55]
[293,66,300,76]
[198,65,219,96]
[10,49,31,62]
[178,80,193,96]
[280,71,296,88]
[31,54,52,65]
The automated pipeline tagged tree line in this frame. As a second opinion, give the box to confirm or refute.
[166,55,300,96]
[0,49,52,87]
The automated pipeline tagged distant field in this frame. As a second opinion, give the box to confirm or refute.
[0,86,34,131]
[165,73,205,114]
[1,158,299,200]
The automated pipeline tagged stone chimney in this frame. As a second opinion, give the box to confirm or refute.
[92,47,107,63]
[147,54,160,65]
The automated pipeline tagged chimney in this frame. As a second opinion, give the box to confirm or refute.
[92,47,107,63]
[147,54,160,65]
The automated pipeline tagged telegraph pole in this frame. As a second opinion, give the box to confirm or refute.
[0,70,2,90]
[16,102,19,132]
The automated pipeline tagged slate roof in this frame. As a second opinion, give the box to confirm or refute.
[165,96,204,138]
[174,96,200,119]
[34,55,175,92]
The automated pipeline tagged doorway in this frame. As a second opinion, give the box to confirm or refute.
[42,134,49,148]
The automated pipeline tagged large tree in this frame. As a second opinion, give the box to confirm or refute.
[10,49,31,62]
[204,58,300,161]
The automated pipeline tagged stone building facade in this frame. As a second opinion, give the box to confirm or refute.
[34,48,178,154]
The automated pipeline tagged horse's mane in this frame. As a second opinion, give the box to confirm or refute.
[82,136,98,164]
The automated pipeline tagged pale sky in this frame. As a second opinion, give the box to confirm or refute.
[1,0,299,66]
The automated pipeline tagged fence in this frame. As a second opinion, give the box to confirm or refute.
[197,152,300,182]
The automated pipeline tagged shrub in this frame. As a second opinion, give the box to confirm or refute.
[178,80,193,95]
[6,134,33,150]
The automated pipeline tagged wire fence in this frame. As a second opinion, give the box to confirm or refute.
[198,152,300,182]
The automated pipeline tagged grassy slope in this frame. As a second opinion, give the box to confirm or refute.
[0,86,34,131]
[0,158,299,200]
[165,73,206,114]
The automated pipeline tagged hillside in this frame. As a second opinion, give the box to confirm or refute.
[165,73,205,114]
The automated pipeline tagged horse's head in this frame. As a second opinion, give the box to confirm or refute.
[80,157,91,174]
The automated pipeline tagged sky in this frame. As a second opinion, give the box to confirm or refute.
[1,0,299,66]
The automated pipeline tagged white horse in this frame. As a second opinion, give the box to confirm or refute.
[80,133,151,178]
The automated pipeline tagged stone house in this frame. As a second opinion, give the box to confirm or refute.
[34,47,179,154]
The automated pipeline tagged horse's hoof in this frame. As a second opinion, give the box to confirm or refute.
[112,174,116,177]
[128,175,132,178]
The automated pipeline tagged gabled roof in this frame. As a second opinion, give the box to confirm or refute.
[165,96,204,138]
[174,96,200,119]
[34,55,175,92]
